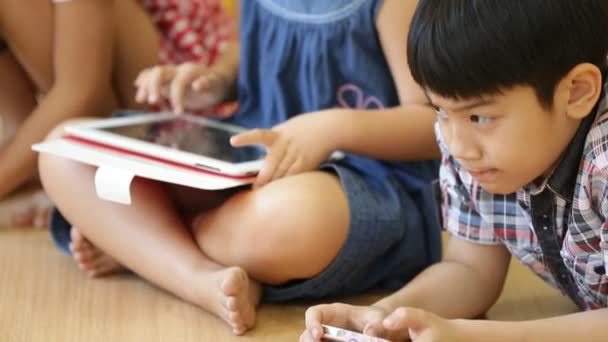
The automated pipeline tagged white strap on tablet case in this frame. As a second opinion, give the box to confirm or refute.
[95,166,135,205]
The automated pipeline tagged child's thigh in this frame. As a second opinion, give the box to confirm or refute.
[112,0,160,109]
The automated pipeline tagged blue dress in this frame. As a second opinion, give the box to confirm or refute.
[227,0,442,302]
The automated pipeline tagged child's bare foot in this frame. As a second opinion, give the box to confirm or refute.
[69,227,125,277]
[209,267,261,335]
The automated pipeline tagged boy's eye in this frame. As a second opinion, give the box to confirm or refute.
[470,114,494,125]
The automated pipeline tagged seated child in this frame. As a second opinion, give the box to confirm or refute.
[302,0,608,341]
[40,0,442,336]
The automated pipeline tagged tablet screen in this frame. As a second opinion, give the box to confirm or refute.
[99,117,266,164]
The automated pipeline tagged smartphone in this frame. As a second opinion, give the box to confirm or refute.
[321,325,391,342]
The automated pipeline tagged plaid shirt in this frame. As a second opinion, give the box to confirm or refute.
[439,86,608,310]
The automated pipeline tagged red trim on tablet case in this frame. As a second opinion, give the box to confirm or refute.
[62,134,257,181]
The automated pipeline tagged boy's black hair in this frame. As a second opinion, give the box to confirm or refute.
[408,0,608,108]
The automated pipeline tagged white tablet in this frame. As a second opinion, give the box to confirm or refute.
[64,112,266,177]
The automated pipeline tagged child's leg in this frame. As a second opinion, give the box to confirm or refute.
[39,124,260,335]
[191,172,351,285]
[0,43,52,228]
[64,0,160,267]
[192,164,437,303]
[65,184,238,277]
[67,171,352,285]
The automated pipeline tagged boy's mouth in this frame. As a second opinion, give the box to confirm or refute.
[468,168,499,182]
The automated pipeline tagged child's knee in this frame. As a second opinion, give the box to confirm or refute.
[200,190,347,283]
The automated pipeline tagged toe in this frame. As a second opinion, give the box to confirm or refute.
[70,227,84,244]
[226,296,238,311]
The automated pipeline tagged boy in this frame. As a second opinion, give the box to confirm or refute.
[302,1,608,341]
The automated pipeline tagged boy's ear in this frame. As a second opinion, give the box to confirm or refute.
[562,63,603,120]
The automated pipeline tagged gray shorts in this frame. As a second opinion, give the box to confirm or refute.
[50,148,441,303]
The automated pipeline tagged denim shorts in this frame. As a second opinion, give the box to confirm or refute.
[50,153,441,303]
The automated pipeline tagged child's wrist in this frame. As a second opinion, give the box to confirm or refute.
[316,108,351,152]
[320,109,350,154]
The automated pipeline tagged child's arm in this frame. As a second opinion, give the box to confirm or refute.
[326,0,440,161]
[383,308,608,342]
[301,236,511,341]
[0,0,116,199]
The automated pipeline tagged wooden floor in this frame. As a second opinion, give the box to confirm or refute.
[0,198,578,341]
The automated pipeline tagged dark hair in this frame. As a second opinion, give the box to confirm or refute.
[407,0,608,108]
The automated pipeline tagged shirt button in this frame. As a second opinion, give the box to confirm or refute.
[594,265,606,275]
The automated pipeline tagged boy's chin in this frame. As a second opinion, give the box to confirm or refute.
[477,181,520,195]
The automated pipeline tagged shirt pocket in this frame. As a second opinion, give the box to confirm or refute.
[572,253,608,306]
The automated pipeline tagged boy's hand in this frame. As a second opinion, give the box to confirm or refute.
[300,303,408,342]
[230,113,338,188]
[382,308,466,342]
[134,62,233,114]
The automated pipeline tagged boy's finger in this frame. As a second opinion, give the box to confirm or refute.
[383,307,430,331]
[304,306,328,340]
[298,330,319,342]
[230,129,278,148]
[362,320,386,338]
[305,304,354,339]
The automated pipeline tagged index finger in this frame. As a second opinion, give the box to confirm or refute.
[305,305,331,340]
[230,129,278,148]
[170,66,199,114]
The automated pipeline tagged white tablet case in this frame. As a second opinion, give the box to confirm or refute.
[33,138,252,205]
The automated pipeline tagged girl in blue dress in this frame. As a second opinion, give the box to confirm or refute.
[41,0,441,335]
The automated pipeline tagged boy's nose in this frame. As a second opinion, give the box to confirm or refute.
[445,126,482,162]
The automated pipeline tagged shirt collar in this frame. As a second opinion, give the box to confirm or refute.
[537,86,607,199]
